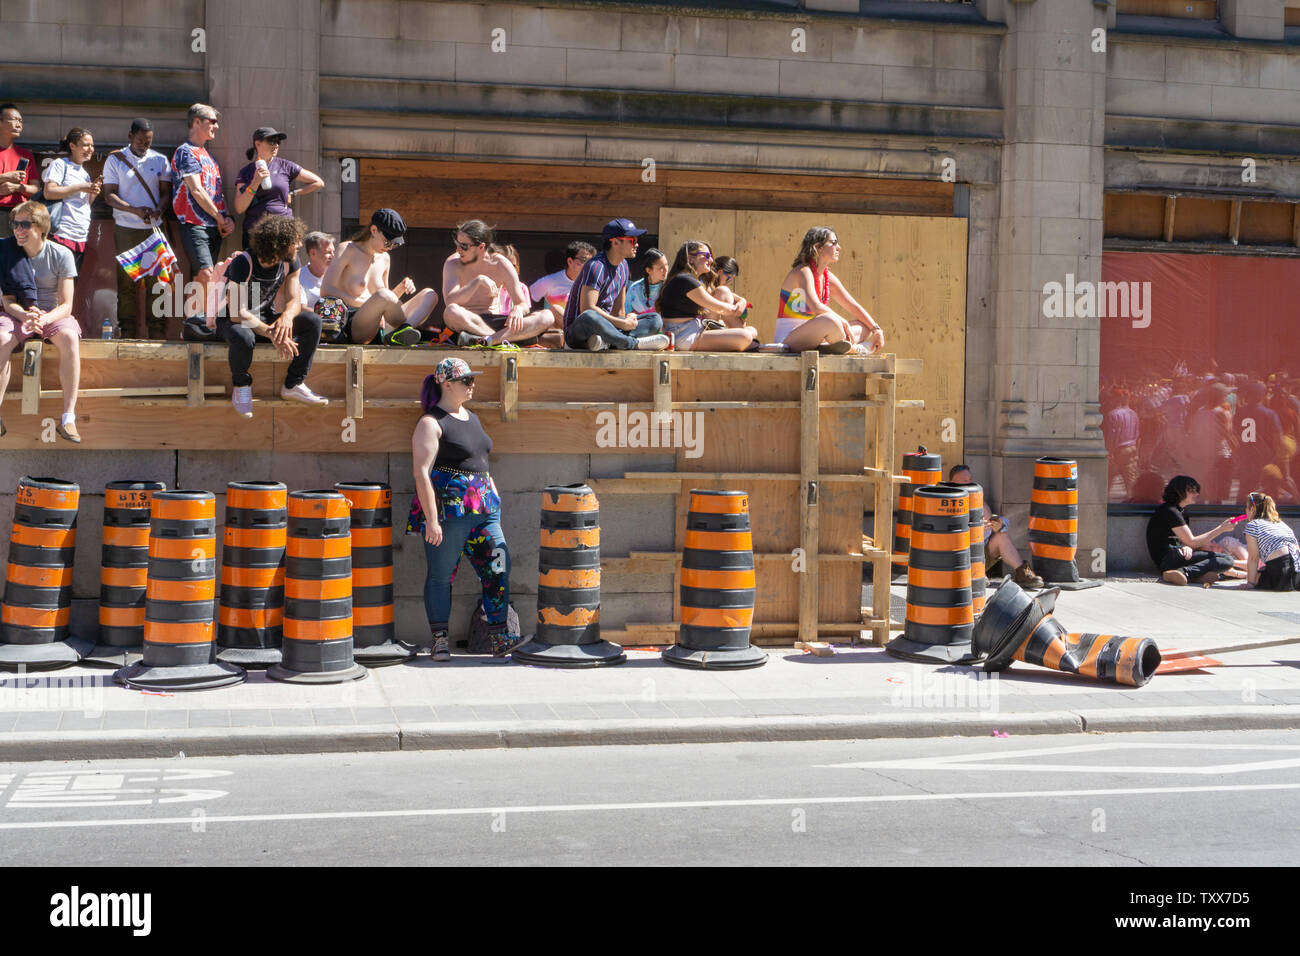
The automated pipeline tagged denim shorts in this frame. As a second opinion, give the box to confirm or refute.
[178,222,222,271]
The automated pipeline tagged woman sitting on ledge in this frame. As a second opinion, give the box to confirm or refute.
[1242,491,1300,591]
[656,240,756,352]
[1145,474,1236,586]
[776,226,885,355]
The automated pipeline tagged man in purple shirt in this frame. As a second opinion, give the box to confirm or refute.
[562,218,667,352]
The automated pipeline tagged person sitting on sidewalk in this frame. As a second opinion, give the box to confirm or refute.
[656,240,755,352]
[563,218,668,352]
[948,464,1044,589]
[1146,474,1236,586]
[1242,491,1300,591]
[0,200,84,441]
[315,208,435,346]
[441,221,555,347]
[220,215,327,418]
[776,226,884,355]
[530,239,594,326]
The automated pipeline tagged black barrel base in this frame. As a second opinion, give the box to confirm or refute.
[661,643,767,670]
[1032,557,1080,584]
[884,634,978,665]
[0,634,94,672]
[352,641,416,667]
[114,660,246,691]
[512,638,626,668]
[1052,579,1103,591]
[267,661,368,684]
[215,646,283,668]
[82,642,143,668]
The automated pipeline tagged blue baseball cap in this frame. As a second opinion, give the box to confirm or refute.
[601,218,647,240]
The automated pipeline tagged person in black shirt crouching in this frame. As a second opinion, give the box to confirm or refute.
[219,214,326,418]
[1146,474,1235,586]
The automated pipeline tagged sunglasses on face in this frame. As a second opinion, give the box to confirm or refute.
[692,251,713,261]
[451,376,476,387]
[11,220,33,231]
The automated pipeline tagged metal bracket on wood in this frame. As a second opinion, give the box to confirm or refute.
[654,359,671,420]
[501,354,518,422]
[21,340,41,415]
[186,343,205,408]
[345,346,365,420]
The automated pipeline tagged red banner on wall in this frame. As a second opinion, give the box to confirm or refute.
[1100,251,1300,505]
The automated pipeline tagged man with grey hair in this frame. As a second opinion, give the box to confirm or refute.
[298,230,334,310]
[172,103,233,340]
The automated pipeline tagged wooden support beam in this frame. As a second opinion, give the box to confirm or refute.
[501,353,518,422]
[1229,199,1242,245]
[21,341,41,415]
[653,358,671,420]
[869,353,899,646]
[1293,204,1300,248]
[799,350,820,645]
[1163,195,1176,242]
[345,346,365,420]
[186,343,204,408]
[55,386,225,399]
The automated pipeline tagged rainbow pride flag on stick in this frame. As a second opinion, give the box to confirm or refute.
[115,229,178,284]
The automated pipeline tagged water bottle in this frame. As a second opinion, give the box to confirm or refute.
[257,159,272,191]
[101,316,113,340]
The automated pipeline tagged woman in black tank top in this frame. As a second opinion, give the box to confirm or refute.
[408,358,522,660]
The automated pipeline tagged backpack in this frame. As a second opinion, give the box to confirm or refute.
[464,601,520,654]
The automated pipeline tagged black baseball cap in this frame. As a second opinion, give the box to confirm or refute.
[246,126,287,159]
[371,208,406,247]
[602,217,647,241]
[129,118,153,134]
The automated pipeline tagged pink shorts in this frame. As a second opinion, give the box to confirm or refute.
[0,312,82,344]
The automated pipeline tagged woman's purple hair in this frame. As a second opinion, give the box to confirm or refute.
[420,374,441,414]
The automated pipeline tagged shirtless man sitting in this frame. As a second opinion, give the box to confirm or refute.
[441,219,555,346]
[315,208,437,345]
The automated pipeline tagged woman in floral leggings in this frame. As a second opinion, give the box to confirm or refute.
[408,357,521,661]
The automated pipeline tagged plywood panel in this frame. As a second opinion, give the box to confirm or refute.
[1239,201,1296,245]
[661,207,966,469]
[1104,193,1165,240]
[1173,197,1231,241]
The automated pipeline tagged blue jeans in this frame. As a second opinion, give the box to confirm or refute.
[421,511,510,629]
[565,310,662,350]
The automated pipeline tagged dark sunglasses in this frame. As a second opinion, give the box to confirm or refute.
[451,376,476,386]
[10,220,34,230]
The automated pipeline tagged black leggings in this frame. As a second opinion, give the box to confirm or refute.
[1258,554,1300,591]
[1158,548,1234,581]
[218,310,322,388]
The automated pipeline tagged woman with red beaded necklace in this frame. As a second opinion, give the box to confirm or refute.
[776,226,885,355]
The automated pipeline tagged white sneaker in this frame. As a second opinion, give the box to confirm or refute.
[281,383,330,406]
[232,386,253,418]
[586,334,608,352]
[634,334,670,351]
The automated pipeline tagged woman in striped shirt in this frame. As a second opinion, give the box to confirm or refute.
[1243,492,1300,591]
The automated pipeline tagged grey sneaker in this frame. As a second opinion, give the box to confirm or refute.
[634,334,670,351]
[431,632,451,661]
[232,385,253,418]
[586,334,608,352]
[281,383,329,406]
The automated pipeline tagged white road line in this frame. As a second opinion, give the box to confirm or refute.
[2,782,1300,831]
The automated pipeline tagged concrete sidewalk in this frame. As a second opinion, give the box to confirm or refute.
[1,576,1298,761]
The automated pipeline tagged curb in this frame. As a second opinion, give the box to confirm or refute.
[2,706,1299,762]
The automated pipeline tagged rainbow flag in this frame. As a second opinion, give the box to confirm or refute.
[115,231,178,284]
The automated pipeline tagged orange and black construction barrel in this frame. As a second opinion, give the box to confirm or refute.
[938,479,986,617]
[974,578,1159,685]
[336,481,412,666]
[514,484,624,667]
[86,479,166,667]
[886,485,976,664]
[268,490,366,684]
[892,446,943,573]
[216,481,287,668]
[0,477,91,670]
[663,489,765,669]
[114,490,245,690]
[1029,457,1082,583]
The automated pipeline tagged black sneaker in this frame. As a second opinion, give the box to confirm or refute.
[385,324,422,347]
[182,317,218,342]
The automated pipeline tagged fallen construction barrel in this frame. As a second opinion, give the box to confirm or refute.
[216,481,287,668]
[886,485,975,664]
[88,479,166,666]
[892,446,943,571]
[1029,457,1081,583]
[514,484,624,667]
[663,489,765,669]
[974,578,1160,686]
[0,477,91,670]
[336,481,411,666]
[938,479,986,616]
[268,490,366,684]
[114,490,245,690]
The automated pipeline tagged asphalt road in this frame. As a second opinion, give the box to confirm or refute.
[1,729,1297,866]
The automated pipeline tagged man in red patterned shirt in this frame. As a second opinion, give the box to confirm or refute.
[172,103,234,339]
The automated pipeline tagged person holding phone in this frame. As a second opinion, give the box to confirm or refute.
[0,104,38,238]
[42,128,100,271]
